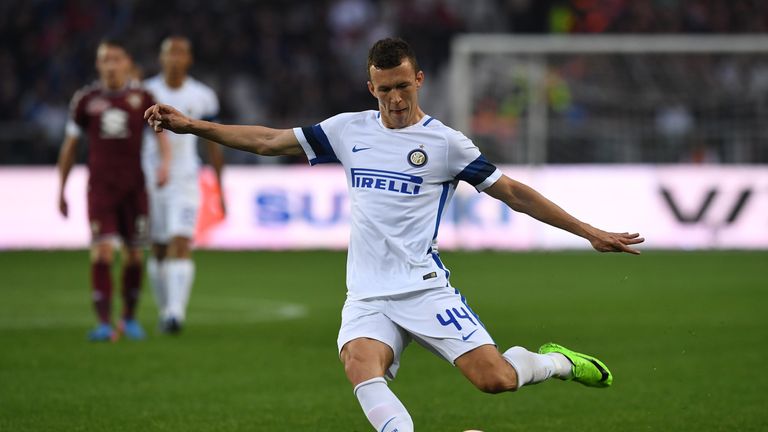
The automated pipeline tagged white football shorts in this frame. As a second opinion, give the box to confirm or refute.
[337,285,495,380]
[147,174,200,243]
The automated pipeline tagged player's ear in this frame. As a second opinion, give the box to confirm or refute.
[415,70,424,89]
[367,80,376,98]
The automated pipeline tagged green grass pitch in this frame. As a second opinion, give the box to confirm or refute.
[1,250,766,431]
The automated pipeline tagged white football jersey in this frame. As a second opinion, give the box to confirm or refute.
[142,75,219,180]
[294,111,501,300]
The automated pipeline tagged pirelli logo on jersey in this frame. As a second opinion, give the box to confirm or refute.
[351,168,423,195]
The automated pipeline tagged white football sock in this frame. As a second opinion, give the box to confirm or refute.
[147,257,167,318]
[354,377,413,432]
[547,352,574,379]
[502,346,572,388]
[164,259,195,321]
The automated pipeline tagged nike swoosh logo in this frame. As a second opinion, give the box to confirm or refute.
[352,145,371,153]
[585,357,610,382]
[461,329,478,341]
[568,353,610,383]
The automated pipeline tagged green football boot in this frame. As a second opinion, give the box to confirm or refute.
[538,342,613,388]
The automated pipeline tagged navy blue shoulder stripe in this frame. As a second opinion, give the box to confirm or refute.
[456,155,497,186]
[423,117,435,126]
[302,125,340,164]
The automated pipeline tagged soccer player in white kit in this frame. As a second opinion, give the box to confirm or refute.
[142,36,225,333]
[146,38,644,431]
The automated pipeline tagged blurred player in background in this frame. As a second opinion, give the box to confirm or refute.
[142,36,225,334]
[58,38,170,342]
[145,38,644,431]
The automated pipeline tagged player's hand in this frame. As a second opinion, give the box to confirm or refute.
[144,104,190,134]
[588,229,644,255]
[58,193,68,218]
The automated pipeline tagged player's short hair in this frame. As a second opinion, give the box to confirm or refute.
[367,38,420,78]
[160,35,192,52]
[97,37,132,57]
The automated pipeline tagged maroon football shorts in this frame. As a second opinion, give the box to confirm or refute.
[87,183,148,247]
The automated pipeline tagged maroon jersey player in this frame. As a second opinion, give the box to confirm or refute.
[57,38,170,341]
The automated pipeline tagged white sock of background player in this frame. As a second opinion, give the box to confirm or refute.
[147,256,167,319]
[164,258,195,321]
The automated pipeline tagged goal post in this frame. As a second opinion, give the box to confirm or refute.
[450,35,768,164]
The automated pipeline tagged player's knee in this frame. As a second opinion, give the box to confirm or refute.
[152,243,168,260]
[125,248,143,266]
[340,341,391,386]
[342,350,377,383]
[168,236,192,258]
[91,242,114,264]
[470,367,518,394]
[458,346,519,393]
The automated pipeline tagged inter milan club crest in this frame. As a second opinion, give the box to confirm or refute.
[408,148,428,167]
[126,93,143,110]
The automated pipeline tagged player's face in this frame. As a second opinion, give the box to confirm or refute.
[368,59,424,129]
[160,38,192,77]
[95,44,131,90]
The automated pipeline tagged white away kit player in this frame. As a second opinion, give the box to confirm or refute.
[144,38,644,431]
[142,36,225,333]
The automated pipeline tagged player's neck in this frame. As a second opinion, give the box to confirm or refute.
[164,73,186,89]
[101,79,127,91]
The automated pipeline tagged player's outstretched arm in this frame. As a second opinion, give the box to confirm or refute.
[484,175,644,254]
[144,104,303,157]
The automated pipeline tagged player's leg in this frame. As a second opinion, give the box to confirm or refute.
[146,181,170,323]
[385,287,574,393]
[341,337,394,386]
[87,186,119,341]
[458,342,615,390]
[436,290,612,389]
[115,190,148,340]
[89,238,117,341]
[161,179,199,332]
[342,339,413,432]
[454,345,518,392]
[455,344,572,392]
[118,245,145,340]
[163,234,194,331]
[147,243,168,320]
[338,300,414,432]
[121,246,143,322]
[537,342,613,388]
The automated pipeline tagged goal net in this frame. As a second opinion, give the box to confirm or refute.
[450,35,768,164]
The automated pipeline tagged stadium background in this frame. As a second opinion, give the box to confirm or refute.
[1,1,767,431]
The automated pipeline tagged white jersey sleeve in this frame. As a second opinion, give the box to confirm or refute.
[64,87,88,139]
[292,112,359,165]
[65,119,82,139]
[445,129,502,191]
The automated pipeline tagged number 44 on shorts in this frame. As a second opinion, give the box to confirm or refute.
[436,307,476,331]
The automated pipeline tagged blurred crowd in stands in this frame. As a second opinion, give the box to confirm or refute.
[1,0,766,164]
